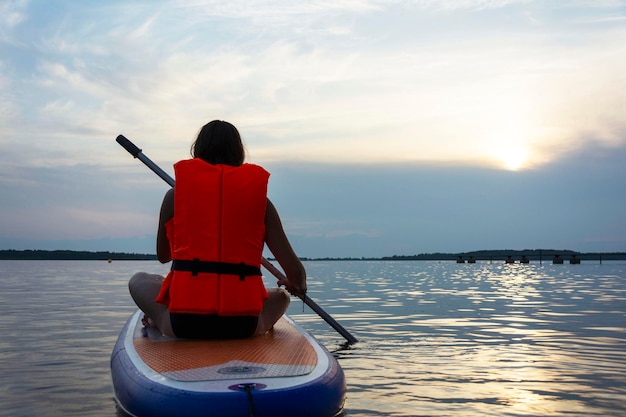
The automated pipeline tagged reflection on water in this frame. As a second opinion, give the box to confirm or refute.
[291,261,626,417]
[1,260,625,416]
[0,261,163,417]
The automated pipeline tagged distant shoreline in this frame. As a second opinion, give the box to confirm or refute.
[1,249,625,261]
[0,249,157,261]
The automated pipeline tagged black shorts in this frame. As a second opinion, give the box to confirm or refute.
[169,313,258,339]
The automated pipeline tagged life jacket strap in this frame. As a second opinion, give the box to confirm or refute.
[172,259,262,280]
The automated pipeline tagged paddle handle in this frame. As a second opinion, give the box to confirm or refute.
[117,134,358,344]
[116,134,142,158]
[117,135,175,187]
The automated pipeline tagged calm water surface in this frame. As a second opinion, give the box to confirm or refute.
[1,260,625,417]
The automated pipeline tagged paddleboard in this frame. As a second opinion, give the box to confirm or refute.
[111,309,346,417]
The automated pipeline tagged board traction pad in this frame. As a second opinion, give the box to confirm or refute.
[133,317,318,381]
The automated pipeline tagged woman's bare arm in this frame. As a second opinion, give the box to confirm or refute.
[156,188,174,263]
[264,199,307,295]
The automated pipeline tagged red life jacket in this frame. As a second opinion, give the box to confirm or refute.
[156,158,270,316]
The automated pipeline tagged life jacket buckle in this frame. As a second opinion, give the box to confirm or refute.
[191,258,200,276]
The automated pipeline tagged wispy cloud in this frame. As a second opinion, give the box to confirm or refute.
[413,0,532,11]
[2,1,626,169]
[0,0,27,33]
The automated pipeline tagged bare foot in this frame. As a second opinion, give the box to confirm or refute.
[141,314,156,328]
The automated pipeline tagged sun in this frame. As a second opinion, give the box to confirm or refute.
[501,151,527,171]
[476,93,538,171]
[493,145,529,171]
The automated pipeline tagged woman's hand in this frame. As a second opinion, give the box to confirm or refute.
[277,278,307,297]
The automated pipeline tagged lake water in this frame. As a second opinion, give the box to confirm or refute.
[1,260,625,417]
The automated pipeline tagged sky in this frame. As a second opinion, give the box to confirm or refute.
[1,0,625,259]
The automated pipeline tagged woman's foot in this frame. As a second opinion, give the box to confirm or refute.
[141,314,156,328]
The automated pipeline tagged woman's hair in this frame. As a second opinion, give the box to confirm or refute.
[191,120,245,166]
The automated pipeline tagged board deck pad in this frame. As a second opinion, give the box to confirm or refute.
[133,317,318,382]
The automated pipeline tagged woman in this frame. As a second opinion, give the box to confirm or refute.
[129,120,307,339]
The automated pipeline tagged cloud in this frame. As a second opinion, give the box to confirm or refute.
[414,0,532,11]
[1,141,624,256]
[0,0,27,33]
[2,0,625,173]
[0,163,166,241]
[265,140,626,256]
[172,0,380,19]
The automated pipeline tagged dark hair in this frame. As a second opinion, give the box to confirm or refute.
[191,120,245,166]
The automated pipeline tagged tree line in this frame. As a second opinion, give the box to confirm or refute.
[0,249,157,260]
[1,248,625,261]
[381,249,626,261]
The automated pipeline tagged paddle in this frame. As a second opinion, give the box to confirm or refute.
[116,134,358,344]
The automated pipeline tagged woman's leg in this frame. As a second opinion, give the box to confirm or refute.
[254,288,290,336]
[128,272,175,337]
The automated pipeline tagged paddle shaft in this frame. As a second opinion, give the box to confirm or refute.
[116,134,358,344]
[259,256,358,345]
